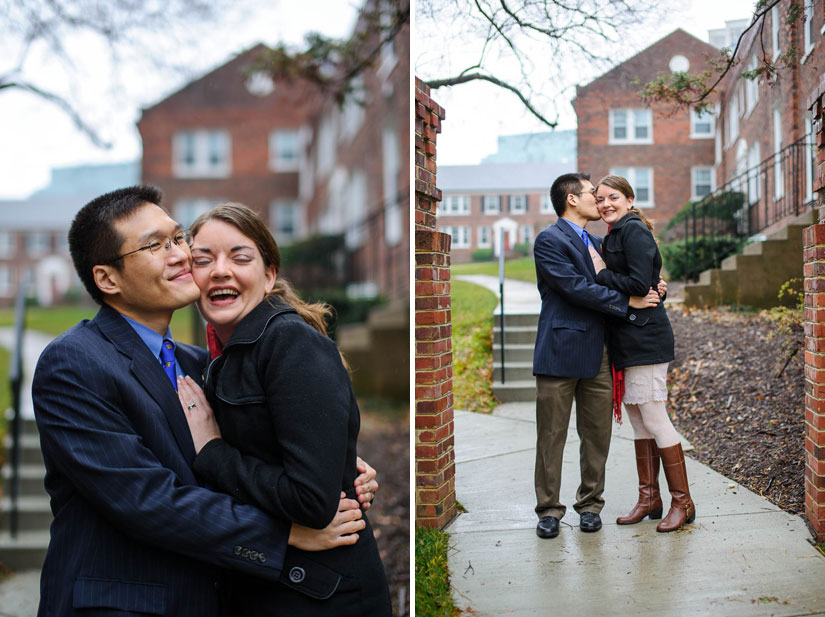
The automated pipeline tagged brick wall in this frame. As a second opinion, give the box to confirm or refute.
[414,78,456,528]
[803,86,825,542]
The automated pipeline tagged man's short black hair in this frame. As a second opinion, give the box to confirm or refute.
[69,185,164,305]
[550,173,590,217]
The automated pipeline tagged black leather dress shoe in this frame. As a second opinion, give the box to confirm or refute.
[580,512,602,532]
[536,516,560,539]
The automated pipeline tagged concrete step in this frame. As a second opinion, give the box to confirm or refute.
[3,465,47,497]
[493,313,539,328]
[2,414,39,437]
[492,343,534,363]
[0,496,52,533]
[493,361,534,382]
[492,326,536,345]
[2,435,43,466]
[492,379,536,403]
[0,530,49,570]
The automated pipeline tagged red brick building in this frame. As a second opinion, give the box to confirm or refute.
[574,29,720,226]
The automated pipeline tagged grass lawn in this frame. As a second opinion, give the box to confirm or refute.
[415,526,459,617]
[451,280,498,414]
[453,256,537,283]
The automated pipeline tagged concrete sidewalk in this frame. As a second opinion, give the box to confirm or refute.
[447,403,825,616]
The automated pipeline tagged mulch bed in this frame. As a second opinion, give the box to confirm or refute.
[357,410,410,616]
[666,305,804,515]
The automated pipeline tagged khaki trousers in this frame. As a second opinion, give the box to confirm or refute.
[534,347,613,519]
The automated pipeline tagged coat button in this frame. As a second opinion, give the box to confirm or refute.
[241,548,250,558]
[233,546,242,556]
[629,314,636,321]
[258,553,267,563]
[289,567,305,583]
[250,551,259,561]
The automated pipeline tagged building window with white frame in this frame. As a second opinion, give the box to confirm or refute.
[744,57,758,115]
[376,0,398,82]
[804,1,814,60]
[726,96,739,146]
[269,130,301,172]
[806,112,814,203]
[269,200,303,245]
[173,130,231,178]
[773,108,784,199]
[690,107,714,138]
[482,195,501,215]
[175,198,217,228]
[520,223,534,245]
[26,231,50,256]
[0,231,14,258]
[691,167,714,200]
[771,5,780,61]
[477,225,491,248]
[442,195,470,215]
[382,127,403,246]
[609,109,653,144]
[443,225,470,248]
[540,192,553,214]
[610,167,653,207]
[509,194,527,214]
[747,142,761,203]
[0,266,11,297]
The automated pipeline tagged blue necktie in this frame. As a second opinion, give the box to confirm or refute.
[581,230,590,248]
[160,339,177,389]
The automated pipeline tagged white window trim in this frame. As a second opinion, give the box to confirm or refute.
[442,194,470,216]
[540,192,553,214]
[803,2,814,63]
[477,226,491,248]
[482,195,501,215]
[172,130,232,179]
[744,57,759,117]
[772,6,781,61]
[610,167,654,208]
[608,108,653,145]
[690,166,716,201]
[774,108,784,201]
[0,231,15,258]
[509,194,527,214]
[690,108,714,139]
[269,130,302,172]
[444,225,470,248]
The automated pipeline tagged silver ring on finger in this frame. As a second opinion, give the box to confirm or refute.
[187,401,197,410]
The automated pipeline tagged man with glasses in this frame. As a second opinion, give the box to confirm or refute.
[32,186,374,616]
[532,173,660,540]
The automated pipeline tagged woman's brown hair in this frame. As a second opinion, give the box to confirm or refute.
[190,203,332,336]
[597,174,655,234]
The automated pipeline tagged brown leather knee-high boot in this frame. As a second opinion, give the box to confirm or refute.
[657,443,696,532]
[617,439,663,525]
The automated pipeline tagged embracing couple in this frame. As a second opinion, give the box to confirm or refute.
[32,187,391,616]
[532,172,696,540]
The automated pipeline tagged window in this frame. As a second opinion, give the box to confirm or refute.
[382,127,402,246]
[774,108,784,199]
[443,225,470,248]
[806,113,814,203]
[508,195,527,214]
[771,5,780,61]
[726,96,739,146]
[174,199,216,228]
[804,1,814,61]
[26,231,50,256]
[610,167,654,208]
[376,0,398,83]
[269,130,301,172]
[0,231,14,258]
[482,195,501,215]
[0,267,10,297]
[173,130,231,178]
[690,107,714,138]
[477,226,491,248]
[520,224,534,245]
[609,109,652,144]
[442,195,470,215]
[747,142,761,203]
[744,57,758,115]
[540,193,553,214]
[269,200,303,245]
[691,167,714,200]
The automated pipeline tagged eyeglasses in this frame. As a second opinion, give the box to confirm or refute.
[106,230,193,264]
[573,189,596,196]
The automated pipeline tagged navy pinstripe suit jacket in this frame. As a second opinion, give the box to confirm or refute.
[532,219,629,379]
[32,304,290,616]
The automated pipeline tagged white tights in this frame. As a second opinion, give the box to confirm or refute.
[624,401,681,448]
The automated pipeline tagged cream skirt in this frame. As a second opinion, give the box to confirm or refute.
[623,362,669,404]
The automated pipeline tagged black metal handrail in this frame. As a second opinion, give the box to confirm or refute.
[7,284,27,538]
[679,135,815,281]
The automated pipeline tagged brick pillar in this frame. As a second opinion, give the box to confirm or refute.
[414,77,456,528]
[803,89,825,541]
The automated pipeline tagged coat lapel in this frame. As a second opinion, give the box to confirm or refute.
[94,305,197,465]
[557,218,596,279]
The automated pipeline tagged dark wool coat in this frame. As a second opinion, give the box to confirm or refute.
[193,297,391,617]
[595,213,675,370]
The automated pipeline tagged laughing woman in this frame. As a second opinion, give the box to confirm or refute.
[588,175,695,533]
[176,203,391,616]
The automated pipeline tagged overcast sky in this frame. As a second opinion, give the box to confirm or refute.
[0,1,360,199]
[416,0,758,166]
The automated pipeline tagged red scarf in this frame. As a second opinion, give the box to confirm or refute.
[206,323,224,360]
[612,365,624,424]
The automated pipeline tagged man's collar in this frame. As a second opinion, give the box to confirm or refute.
[121,314,174,358]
